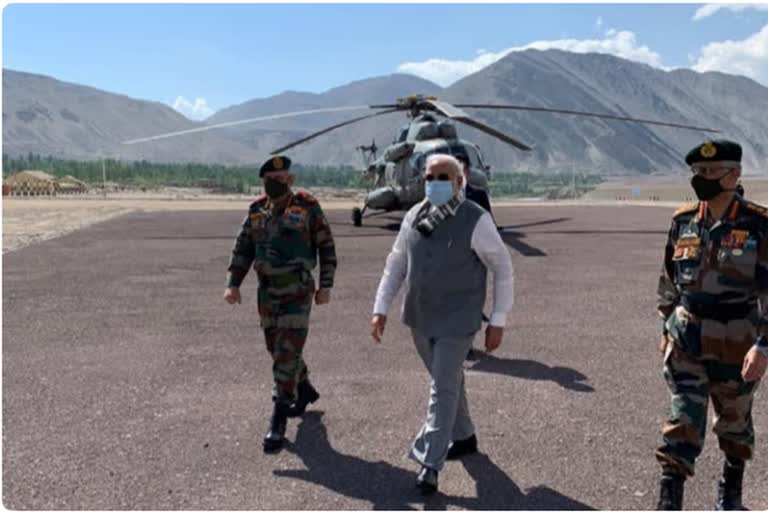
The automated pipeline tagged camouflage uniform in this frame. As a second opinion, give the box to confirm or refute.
[227,190,337,405]
[656,196,768,476]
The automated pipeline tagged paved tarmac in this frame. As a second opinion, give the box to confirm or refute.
[3,204,767,510]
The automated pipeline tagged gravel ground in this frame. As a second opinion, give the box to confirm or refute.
[3,205,767,510]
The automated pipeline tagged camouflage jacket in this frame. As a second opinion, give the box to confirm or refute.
[657,195,768,356]
[226,190,337,289]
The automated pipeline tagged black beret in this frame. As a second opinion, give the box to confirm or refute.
[259,155,292,177]
[685,140,742,166]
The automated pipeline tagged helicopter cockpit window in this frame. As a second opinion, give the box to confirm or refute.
[463,146,482,168]
[396,123,409,143]
[410,147,452,175]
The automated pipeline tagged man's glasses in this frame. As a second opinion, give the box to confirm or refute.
[424,174,452,182]
[690,166,734,179]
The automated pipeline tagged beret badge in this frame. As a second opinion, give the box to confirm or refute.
[700,142,717,159]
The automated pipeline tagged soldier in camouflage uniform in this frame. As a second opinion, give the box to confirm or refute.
[223,155,337,453]
[655,140,768,510]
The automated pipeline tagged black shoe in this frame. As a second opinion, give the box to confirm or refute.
[715,458,745,511]
[446,434,478,460]
[416,466,438,494]
[263,403,289,453]
[286,380,320,418]
[656,473,685,510]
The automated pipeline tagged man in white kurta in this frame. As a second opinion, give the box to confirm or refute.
[370,154,514,494]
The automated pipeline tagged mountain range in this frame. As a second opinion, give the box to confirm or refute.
[4,49,768,174]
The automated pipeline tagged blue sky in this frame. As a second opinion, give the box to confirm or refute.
[4,3,768,120]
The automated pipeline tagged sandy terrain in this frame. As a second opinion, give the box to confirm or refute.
[584,175,768,204]
[2,196,669,254]
[6,176,768,254]
[1,190,362,253]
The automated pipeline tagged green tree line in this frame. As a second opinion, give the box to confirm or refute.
[2,153,366,193]
[2,153,602,197]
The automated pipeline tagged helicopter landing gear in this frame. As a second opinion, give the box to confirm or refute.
[352,206,365,227]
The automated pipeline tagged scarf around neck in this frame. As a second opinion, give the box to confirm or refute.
[413,194,463,237]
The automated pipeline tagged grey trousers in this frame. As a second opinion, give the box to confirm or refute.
[409,328,476,471]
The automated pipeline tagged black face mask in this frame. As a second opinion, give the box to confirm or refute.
[691,173,732,201]
[264,178,290,199]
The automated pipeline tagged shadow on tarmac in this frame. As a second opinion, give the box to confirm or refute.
[275,411,593,510]
[467,353,595,393]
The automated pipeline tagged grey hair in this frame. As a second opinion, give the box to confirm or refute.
[691,161,742,170]
[425,154,462,175]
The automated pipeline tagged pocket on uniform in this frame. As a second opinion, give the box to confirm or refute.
[667,306,702,355]
[717,247,757,283]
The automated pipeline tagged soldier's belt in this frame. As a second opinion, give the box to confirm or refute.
[681,297,756,323]
[259,271,306,287]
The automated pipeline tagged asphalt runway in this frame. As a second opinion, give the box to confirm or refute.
[3,204,768,510]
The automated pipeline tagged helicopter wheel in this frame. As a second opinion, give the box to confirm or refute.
[352,207,363,227]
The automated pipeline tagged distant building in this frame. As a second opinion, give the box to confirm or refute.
[56,175,89,194]
[5,170,58,196]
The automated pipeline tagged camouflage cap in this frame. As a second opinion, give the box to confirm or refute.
[685,140,742,166]
[259,155,292,177]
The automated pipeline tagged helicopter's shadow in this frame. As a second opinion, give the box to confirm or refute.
[274,411,593,510]
[466,351,594,392]
[495,217,573,257]
[332,216,568,258]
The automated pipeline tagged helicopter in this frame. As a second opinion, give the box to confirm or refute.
[124,94,718,226]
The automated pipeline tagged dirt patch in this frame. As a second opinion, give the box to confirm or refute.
[1,189,365,253]
[10,178,739,254]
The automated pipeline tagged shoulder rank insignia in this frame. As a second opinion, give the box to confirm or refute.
[296,190,318,204]
[673,202,698,218]
[249,211,265,225]
[744,201,768,218]
[250,194,268,210]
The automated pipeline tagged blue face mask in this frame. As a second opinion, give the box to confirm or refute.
[425,181,455,206]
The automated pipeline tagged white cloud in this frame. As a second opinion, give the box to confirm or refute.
[172,96,215,121]
[595,16,604,29]
[397,30,664,86]
[692,23,768,84]
[693,3,768,21]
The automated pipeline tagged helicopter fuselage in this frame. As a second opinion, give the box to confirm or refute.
[362,114,491,213]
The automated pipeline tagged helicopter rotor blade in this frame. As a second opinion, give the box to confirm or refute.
[453,104,719,133]
[122,105,372,145]
[452,117,533,151]
[425,99,469,119]
[425,98,533,151]
[270,108,400,154]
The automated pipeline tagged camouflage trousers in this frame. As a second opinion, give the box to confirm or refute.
[257,279,314,404]
[656,342,759,476]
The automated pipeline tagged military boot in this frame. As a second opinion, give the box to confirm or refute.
[715,458,745,511]
[286,380,320,418]
[656,473,685,510]
[263,403,289,453]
